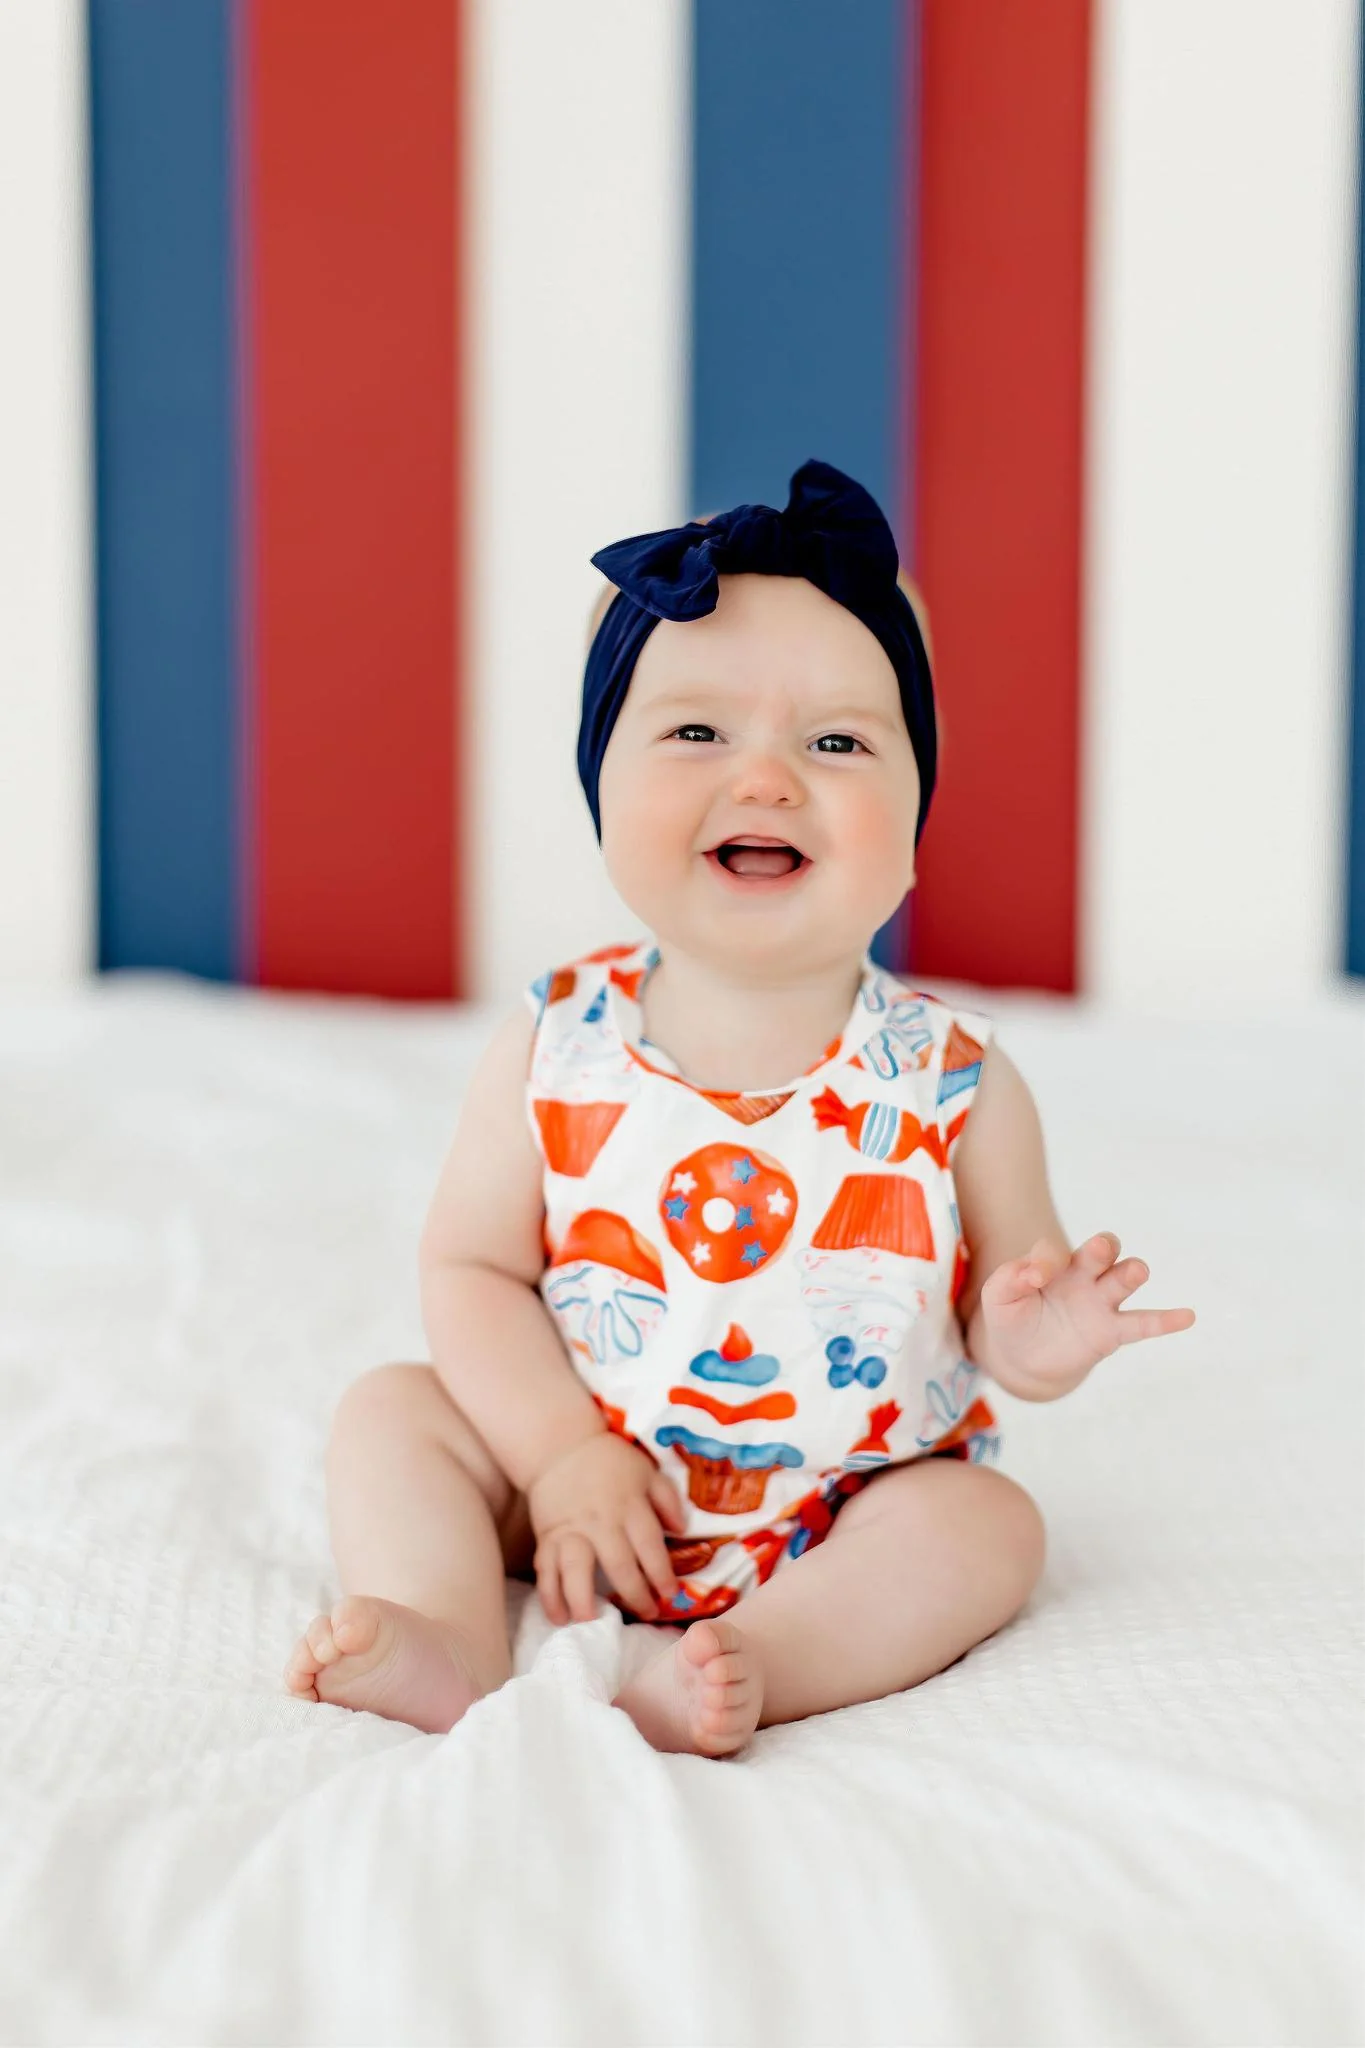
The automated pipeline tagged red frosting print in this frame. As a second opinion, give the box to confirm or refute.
[666,1385,798,1426]
[659,1142,798,1282]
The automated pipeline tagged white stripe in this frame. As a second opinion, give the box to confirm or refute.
[0,0,94,984]
[1081,0,1359,1004]
[463,0,689,1000]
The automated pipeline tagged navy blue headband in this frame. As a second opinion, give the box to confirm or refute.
[577,457,937,844]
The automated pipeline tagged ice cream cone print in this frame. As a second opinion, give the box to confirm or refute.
[543,1209,668,1370]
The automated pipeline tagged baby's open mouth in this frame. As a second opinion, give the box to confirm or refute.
[708,836,810,879]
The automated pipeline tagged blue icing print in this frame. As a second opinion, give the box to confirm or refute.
[730,1155,758,1185]
[655,1426,802,1468]
[663,1195,690,1221]
[581,985,607,1025]
[734,1204,754,1228]
[740,1242,767,1268]
[688,1345,779,1386]
[825,1337,887,1390]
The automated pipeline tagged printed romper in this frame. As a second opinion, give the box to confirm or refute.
[523,937,1002,1623]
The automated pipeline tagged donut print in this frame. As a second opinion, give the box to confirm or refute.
[658,1142,797,1281]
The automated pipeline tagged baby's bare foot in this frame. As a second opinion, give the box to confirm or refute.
[284,1594,488,1735]
[613,1617,763,1757]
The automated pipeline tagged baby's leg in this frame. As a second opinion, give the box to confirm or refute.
[284,1363,530,1733]
[614,1459,1045,1755]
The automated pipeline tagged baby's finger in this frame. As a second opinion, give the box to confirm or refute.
[534,1539,568,1627]
[984,1254,1048,1307]
[1115,1304,1197,1345]
[627,1500,680,1605]
[647,1469,688,1534]
[1073,1231,1121,1277]
[596,1531,657,1620]
[559,1532,599,1622]
[1097,1255,1149,1304]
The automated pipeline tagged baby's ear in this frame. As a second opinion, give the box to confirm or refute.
[898,571,934,668]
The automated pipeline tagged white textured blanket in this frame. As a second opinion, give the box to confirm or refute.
[0,974,1361,2048]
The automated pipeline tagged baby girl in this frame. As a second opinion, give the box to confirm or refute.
[284,458,1195,1757]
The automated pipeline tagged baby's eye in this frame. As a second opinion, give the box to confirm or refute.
[812,733,866,755]
[670,724,720,743]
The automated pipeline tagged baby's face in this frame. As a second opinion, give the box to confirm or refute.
[597,574,921,977]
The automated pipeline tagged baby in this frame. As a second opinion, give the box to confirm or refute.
[285,458,1195,1757]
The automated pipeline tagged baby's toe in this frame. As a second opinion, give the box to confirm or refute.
[329,1594,384,1656]
[284,1630,323,1692]
[306,1612,341,1667]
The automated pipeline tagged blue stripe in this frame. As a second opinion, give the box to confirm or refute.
[1349,16,1365,977]
[690,0,914,973]
[88,0,239,978]
[690,0,907,527]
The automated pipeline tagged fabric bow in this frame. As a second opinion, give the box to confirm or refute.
[590,458,901,621]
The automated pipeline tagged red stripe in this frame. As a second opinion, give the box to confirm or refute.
[908,0,1091,992]
[245,0,460,996]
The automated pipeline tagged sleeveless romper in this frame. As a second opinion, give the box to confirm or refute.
[523,936,1002,1623]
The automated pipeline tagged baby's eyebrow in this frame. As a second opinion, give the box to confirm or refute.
[645,689,899,732]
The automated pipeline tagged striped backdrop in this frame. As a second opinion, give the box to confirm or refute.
[2,0,1361,1003]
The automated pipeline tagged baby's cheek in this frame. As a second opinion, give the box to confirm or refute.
[830,787,915,892]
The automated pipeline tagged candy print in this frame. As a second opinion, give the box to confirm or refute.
[543,1210,667,1370]
[658,1142,797,1281]
[844,1400,903,1470]
[810,1085,947,1167]
[532,1098,627,1176]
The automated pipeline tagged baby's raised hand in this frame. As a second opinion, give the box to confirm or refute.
[979,1231,1196,1401]
[527,1431,687,1625]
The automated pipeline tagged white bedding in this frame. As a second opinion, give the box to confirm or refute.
[0,972,1361,2048]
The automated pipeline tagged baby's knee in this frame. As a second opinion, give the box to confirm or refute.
[326,1361,453,1467]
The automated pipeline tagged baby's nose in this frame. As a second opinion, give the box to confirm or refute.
[728,748,805,806]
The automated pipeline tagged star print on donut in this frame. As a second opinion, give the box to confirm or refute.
[658,1142,797,1282]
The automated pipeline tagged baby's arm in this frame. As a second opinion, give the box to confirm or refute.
[951,1043,1071,1395]
[418,1007,605,1488]
[952,1041,1195,1400]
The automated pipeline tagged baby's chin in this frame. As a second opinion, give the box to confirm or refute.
[620,866,890,973]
